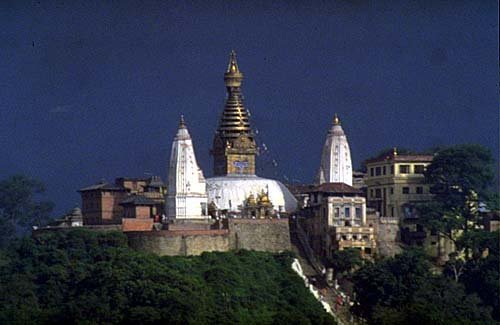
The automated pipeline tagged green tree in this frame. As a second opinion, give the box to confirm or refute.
[419,144,495,256]
[351,249,432,319]
[0,175,54,246]
[327,248,363,277]
[351,248,495,324]
[0,229,335,324]
[459,231,500,321]
[371,276,494,325]
[425,144,494,208]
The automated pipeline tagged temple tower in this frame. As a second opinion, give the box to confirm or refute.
[211,50,257,176]
[166,116,208,219]
[317,114,353,186]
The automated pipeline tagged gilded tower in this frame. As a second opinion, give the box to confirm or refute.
[211,51,257,176]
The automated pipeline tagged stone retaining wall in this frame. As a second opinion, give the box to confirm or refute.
[126,218,292,256]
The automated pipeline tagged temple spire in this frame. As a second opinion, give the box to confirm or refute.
[333,113,340,125]
[212,51,257,176]
[179,114,186,129]
[167,117,208,219]
[226,50,240,73]
[224,50,243,88]
[317,116,353,185]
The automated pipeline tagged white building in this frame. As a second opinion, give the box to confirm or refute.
[317,114,353,186]
[206,175,297,213]
[166,116,209,219]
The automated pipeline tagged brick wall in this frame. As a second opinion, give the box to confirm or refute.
[122,218,154,232]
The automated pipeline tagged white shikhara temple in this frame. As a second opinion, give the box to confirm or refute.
[316,114,353,186]
[166,116,208,219]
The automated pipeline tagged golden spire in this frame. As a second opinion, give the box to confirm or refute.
[226,50,239,73]
[333,114,340,125]
[224,50,243,88]
[217,50,252,136]
[393,147,398,156]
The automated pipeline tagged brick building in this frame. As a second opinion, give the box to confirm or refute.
[79,176,165,225]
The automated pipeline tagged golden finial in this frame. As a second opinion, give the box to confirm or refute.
[247,193,257,206]
[224,50,243,88]
[227,50,239,73]
[333,114,340,125]
[179,114,187,129]
[393,147,398,156]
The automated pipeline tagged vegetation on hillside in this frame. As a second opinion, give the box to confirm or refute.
[0,229,334,324]
[351,144,499,324]
[0,175,54,247]
[351,247,498,324]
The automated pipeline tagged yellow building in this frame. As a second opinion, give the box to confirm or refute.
[365,148,433,219]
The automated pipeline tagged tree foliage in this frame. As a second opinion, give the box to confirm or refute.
[418,144,496,253]
[327,248,363,276]
[351,249,495,324]
[0,175,54,247]
[425,144,495,208]
[0,229,335,324]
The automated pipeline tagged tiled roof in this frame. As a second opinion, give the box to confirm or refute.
[78,182,126,192]
[286,184,316,195]
[365,153,434,164]
[311,182,362,194]
[119,195,157,206]
[146,176,165,188]
[287,182,362,195]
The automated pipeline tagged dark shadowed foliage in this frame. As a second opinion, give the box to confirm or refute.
[0,229,335,324]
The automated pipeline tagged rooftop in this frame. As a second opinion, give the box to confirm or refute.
[120,195,157,206]
[365,148,434,164]
[78,182,126,192]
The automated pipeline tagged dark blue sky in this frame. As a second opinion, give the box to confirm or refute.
[1,1,498,215]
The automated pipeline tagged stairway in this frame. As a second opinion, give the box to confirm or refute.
[289,218,324,275]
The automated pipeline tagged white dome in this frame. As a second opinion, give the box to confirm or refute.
[206,175,297,213]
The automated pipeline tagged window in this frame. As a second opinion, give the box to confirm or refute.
[399,165,410,174]
[391,207,395,217]
[390,187,394,195]
[370,189,374,198]
[334,207,340,218]
[402,187,410,194]
[370,168,374,177]
[414,165,425,174]
[352,235,358,240]
[383,166,386,175]
[375,167,381,176]
[375,188,382,198]
[201,203,207,215]
[390,165,394,174]
[416,186,423,194]
[344,207,351,218]
[355,207,362,219]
